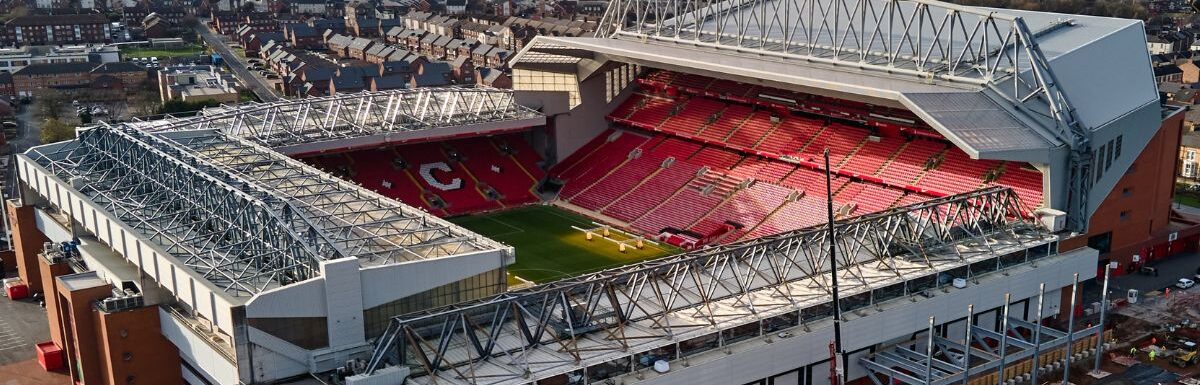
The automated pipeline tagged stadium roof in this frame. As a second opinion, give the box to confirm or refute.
[23,104,513,298]
[137,88,545,156]
[518,0,1159,163]
[364,187,1060,384]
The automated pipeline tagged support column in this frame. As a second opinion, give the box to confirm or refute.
[38,253,72,347]
[56,273,114,385]
[7,200,48,291]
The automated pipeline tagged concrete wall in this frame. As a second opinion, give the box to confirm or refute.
[549,72,622,165]
[159,307,241,385]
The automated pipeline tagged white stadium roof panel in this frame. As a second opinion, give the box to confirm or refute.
[19,90,526,299]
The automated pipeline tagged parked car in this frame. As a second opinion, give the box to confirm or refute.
[1178,278,1195,289]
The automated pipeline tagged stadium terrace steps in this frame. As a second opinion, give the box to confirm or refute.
[393,143,501,215]
[993,164,1044,210]
[450,138,539,205]
[610,93,648,119]
[741,196,832,240]
[603,161,701,222]
[497,134,547,180]
[664,98,725,136]
[689,182,792,237]
[557,132,650,198]
[695,104,754,142]
[553,129,617,178]
[572,156,664,211]
[631,182,726,235]
[839,137,904,176]
[565,71,1050,245]
[876,139,946,185]
[914,149,998,196]
[600,166,664,213]
[726,112,778,149]
[688,146,743,170]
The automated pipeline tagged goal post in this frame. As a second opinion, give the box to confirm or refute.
[570,224,660,253]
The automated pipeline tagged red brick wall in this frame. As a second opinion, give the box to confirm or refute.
[8,201,48,290]
[1060,111,1185,269]
[96,306,182,385]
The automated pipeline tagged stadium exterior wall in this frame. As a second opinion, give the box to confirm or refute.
[1059,107,1186,273]
[514,66,628,166]
[617,246,1097,385]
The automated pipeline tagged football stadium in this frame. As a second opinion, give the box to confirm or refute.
[2,0,1193,384]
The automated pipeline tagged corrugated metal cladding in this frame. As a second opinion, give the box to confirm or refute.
[903,92,1055,155]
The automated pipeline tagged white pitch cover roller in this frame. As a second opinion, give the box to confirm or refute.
[952,278,968,289]
[653,360,670,373]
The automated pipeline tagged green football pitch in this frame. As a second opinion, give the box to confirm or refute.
[449,205,680,284]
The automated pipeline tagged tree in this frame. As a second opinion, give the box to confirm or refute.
[182,15,201,29]
[157,99,223,116]
[40,118,75,144]
[33,89,67,120]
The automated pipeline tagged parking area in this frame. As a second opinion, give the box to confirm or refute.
[0,274,50,365]
[1111,252,1200,294]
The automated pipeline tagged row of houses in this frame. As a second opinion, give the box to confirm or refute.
[257,40,463,97]
[0,13,112,46]
[378,27,509,68]
[4,61,147,97]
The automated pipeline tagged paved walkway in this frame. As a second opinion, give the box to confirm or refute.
[0,358,69,385]
[0,273,50,366]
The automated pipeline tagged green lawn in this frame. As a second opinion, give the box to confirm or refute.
[1176,193,1200,208]
[450,205,679,283]
[121,44,205,59]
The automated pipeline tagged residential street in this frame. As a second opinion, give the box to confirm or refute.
[195,22,281,102]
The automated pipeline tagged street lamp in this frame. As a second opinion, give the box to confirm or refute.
[1092,261,1118,375]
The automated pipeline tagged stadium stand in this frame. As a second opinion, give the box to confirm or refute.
[302,135,545,216]
[552,70,1046,247]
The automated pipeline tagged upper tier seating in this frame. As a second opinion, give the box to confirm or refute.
[559,72,1044,245]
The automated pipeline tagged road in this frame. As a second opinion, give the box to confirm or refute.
[195,23,281,102]
[5,107,43,199]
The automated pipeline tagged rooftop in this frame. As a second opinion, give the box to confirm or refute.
[21,90,535,299]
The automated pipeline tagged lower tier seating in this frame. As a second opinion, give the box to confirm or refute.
[302,134,545,216]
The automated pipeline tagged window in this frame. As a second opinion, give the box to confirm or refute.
[1189,150,1196,161]
[1115,135,1123,158]
[1120,210,1130,221]
[1123,187,1133,197]
[1186,162,1197,178]
[1087,232,1112,255]
[1105,139,1115,170]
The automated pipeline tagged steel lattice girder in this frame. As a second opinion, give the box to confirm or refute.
[159,129,490,263]
[144,88,543,148]
[363,187,1054,384]
[597,0,1092,230]
[29,124,330,296]
[860,316,1100,385]
[26,123,497,297]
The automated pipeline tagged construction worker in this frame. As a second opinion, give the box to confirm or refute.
[1150,350,1158,362]
[1132,346,1139,355]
